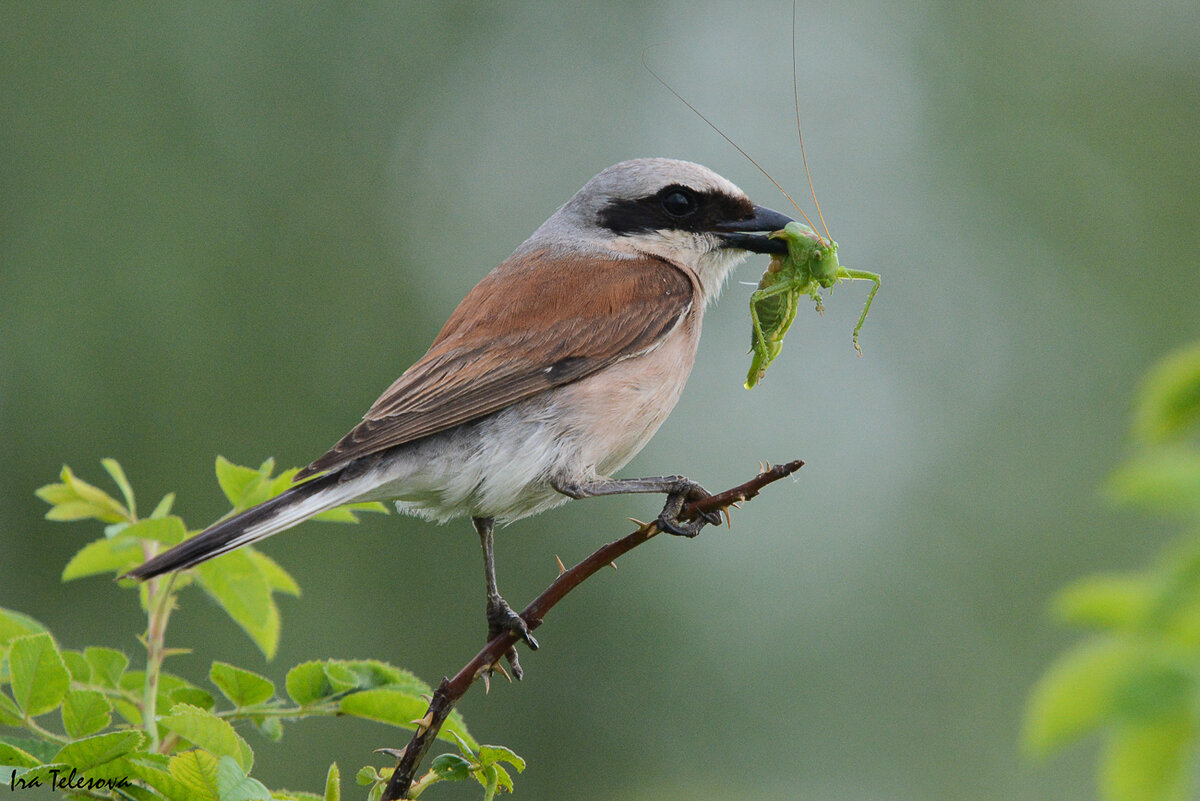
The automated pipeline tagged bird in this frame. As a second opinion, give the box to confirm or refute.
[125,158,792,677]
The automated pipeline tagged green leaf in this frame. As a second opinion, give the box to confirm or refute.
[62,536,145,580]
[1024,637,1138,755]
[1109,658,1194,723]
[60,649,91,682]
[84,647,130,688]
[196,551,280,660]
[52,730,143,771]
[246,550,301,597]
[285,659,424,705]
[324,761,340,801]
[430,753,472,782]
[338,688,474,747]
[171,686,217,711]
[8,633,70,717]
[215,754,273,801]
[150,492,177,519]
[215,456,289,512]
[1052,574,1155,630]
[478,744,525,773]
[0,608,48,645]
[311,501,390,523]
[125,753,198,800]
[120,516,189,546]
[101,458,137,519]
[210,662,275,708]
[1133,341,1200,444]
[489,762,514,794]
[38,465,129,523]
[285,662,329,706]
[0,741,41,768]
[160,703,254,772]
[1107,447,1200,517]
[0,692,24,726]
[254,716,283,742]
[61,689,113,738]
[169,749,223,801]
[1101,715,1193,801]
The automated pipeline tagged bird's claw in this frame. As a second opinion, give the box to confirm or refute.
[486,594,538,681]
[656,478,720,537]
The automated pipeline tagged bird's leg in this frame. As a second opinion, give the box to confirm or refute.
[552,475,722,538]
[473,516,538,680]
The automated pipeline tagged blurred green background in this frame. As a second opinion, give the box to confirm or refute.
[3,1,1198,798]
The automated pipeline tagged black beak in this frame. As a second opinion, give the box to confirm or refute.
[714,204,794,255]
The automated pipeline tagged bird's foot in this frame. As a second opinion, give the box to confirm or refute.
[655,477,721,538]
[486,593,538,681]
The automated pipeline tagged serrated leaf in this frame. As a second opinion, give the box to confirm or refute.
[210,662,275,708]
[284,659,424,705]
[1052,574,1155,630]
[1024,637,1137,754]
[338,688,474,747]
[1101,715,1193,801]
[60,649,91,682]
[160,703,254,772]
[478,744,525,772]
[0,741,41,768]
[170,749,223,800]
[246,550,300,597]
[324,762,340,801]
[101,458,137,518]
[125,756,199,801]
[84,647,130,688]
[8,632,70,717]
[0,608,47,645]
[215,754,273,801]
[171,686,217,710]
[196,551,280,660]
[52,730,143,771]
[62,536,145,580]
[285,662,330,706]
[62,689,113,738]
[0,692,24,726]
[355,766,379,786]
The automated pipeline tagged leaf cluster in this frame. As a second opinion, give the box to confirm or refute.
[1,458,522,800]
[1026,342,1200,801]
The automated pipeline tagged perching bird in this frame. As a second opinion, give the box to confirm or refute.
[125,158,791,676]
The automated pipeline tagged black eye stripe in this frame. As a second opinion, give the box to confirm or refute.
[598,187,755,235]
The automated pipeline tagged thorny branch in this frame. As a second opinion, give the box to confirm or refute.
[380,459,804,800]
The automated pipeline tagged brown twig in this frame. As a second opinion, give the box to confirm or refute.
[380,459,803,800]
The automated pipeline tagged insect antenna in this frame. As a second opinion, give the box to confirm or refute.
[641,45,822,239]
[791,0,831,243]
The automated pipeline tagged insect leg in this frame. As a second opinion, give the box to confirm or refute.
[841,268,881,355]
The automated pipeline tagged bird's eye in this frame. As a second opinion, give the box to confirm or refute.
[660,188,697,217]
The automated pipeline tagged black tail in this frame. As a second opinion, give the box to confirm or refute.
[123,471,348,580]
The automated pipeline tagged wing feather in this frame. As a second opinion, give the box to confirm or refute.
[295,249,694,479]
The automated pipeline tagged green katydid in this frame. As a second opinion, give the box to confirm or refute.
[645,2,882,389]
[744,222,880,388]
